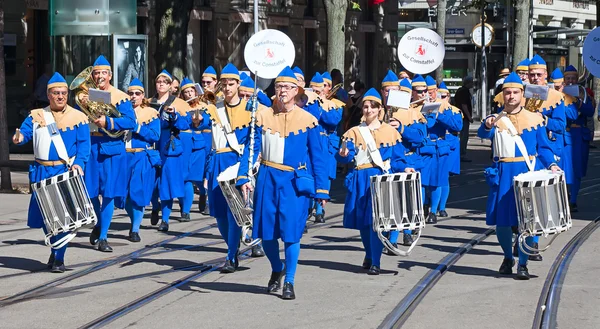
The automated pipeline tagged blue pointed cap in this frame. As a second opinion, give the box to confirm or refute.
[221,63,240,81]
[362,88,382,104]
[550,68,564,84]
[516,58,530,71]
[92,55,111,71]
[321,72,332,84]
[399,78,412,93]
[47,72,68,90]
[156,69,173,81]
[310,72,324,88]
[128,78,144,92]
[202,66,217,79]
[425,76,437,89]
[239,76,255,93]
[240,72,250,81]
[529,55,547,70]
[411,74,426,88]
[275,66,299,84]
[438,81,449,94]
[502,72,524,90]
[292,66,304,78]
[180,77,195,91]
[564,65,578,78]
[381,70,399,88]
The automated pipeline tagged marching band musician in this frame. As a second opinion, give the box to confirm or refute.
[515,59,530,84]
[151,69,191,232]
[436,81,463,218]
[292,66,305,87]
[205,63,253,273]
[238,74,272,108]
[121,78,160,242]
[561,65,594,212]
[198,66,219,214]
[398,67,411,81]
[386,77,428,249]
[84,55,137,252]
[303,73,325,120]
[478,72,560,280]
[179,77,211,221]
[13,72,90,272]
[315,71,343,223]
[237,66,330,299]
[336,88,414,275]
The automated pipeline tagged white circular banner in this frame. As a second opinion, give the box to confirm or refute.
[244,29,295,79]
[397,28,445,75]
[583,27,600,77]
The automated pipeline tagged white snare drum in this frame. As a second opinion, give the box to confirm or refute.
[31,171,97,249]
[513,170,571,255]
[370,172,425,256]
[217,163,261,247]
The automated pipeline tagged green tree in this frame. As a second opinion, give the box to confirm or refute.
[512,0,530,70]
[324,0,349,72]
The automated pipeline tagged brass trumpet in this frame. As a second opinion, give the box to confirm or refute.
[69,66,125,138]
[524,95,544,113]
[199,81,223,104]
[327,83,343,100]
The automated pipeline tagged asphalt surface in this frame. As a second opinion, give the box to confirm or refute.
[0,141,599,329]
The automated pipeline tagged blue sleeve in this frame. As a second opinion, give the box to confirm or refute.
[308,127,330,199]
[173,113,190,130]
[17,116,34,145]
[565,103,579,121]
[107,100,136,131]
[136,118,161,144]
[236,125,262,186]
[477,120,494,139]
[426,113,437,128]
[390,143,408,173]
[438,111,463,132]
[73,123,91,169]
[544,102,566,134]
[197,111,211,131]
[334,140,356,165]
[579,97,595,117]
[257,91,272,107]
[401,122,427,148]
[320,108,342,129]
[536,125,557,169]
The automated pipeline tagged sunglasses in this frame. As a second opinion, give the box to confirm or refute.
[128,91,143,96]
[415,89,427,94]
[440,95,448,99]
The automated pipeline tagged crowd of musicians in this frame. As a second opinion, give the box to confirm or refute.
[13,53,596,299]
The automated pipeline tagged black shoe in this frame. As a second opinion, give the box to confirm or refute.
[201,200,210,216]
[198,195,207,213]
[47,253,55,269]
[50,260,66,273]
[423,204,430,217]
[403,233,414,246]
[383,243,398,256]
[178,213,191,222]
[97,239,113,253]
[367,265,381,275]
[362,258,372,269]
[438,210,448,218]
[157,221,169,232]
[516,265,530,280]
[426,213,438,224]
[89,226,100,246]
[150,210,160,226]
[528,242,543,261]
[314,213,325,223]
[498,258,515,275]
[569,203,578,213]
[267,265,286,293]
[128,231,141,243]
[251,244,265,258]
[220,260,236,274]
[282,282,295,300]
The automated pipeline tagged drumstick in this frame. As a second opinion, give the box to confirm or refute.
[492,111,507,125]
[14,128,21,142]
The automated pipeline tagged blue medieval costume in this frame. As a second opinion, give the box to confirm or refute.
[478,72,557,279]
[198,66,218,213]
[179,77,211,220]
[151,70,191,231]
[557,66,595,209]
[120,79,160,241]
[85,55,137,252]
[16,72,90,271]
[236,66,329,298]
[436,81,463,215]
[205,63,253,271]
[336,88,409,275]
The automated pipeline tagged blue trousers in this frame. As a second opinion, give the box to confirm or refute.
[569,179,581,204]
[161,199,174,223]
[388,230,412,244]
[125,200,144,233]
[215,211,241,261]
[262,239,300,285]
[496,226,534,266]
[439,185,450,211]
[178,181,196,214]
[360,228,384,267]
[91,197,115,240]
[41,226,68,262]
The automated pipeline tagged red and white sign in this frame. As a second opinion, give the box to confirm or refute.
[397,28,445,75]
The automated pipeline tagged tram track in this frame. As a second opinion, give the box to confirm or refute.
[531,216,600,329]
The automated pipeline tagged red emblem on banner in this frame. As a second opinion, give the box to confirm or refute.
[416,44,426,56]
[266,48,275,58]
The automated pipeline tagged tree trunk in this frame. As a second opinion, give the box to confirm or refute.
[154,0,194,80]
[0,0,12,191]
[435,0,447,82]
[512,0,530,71]
[323,0,348,72]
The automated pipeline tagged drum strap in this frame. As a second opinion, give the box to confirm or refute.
[498,116,536,171]
[42,109,72,167]
[215,100,242,155]
[357,124,389,172]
